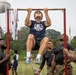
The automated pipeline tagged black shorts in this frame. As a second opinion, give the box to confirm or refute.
[33,38,43,50]
[12,62,18,71]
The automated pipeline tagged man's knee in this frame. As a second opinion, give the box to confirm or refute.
[43,37,49,43]
[27,34,34,40]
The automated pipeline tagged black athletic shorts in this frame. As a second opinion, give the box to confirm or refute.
[12,62,18,71]
[33,38,43,50]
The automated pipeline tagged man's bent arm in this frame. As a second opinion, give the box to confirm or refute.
[51,55,56,73]
[25,8,32,26]
[38,55,46,73]
[44,8,51,27]
[63,48,76,62]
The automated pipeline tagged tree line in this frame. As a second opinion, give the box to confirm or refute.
[0,26,76,50]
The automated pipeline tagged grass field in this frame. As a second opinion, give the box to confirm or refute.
[9,61,47,75]
[9,50,76,75]
[9,61,76,75]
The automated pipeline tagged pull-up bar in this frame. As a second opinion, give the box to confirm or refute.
[6,8,68,75]
[7,8,65,11]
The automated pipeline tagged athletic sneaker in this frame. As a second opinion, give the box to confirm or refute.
[34,58,40,64]
[25,57,30,64]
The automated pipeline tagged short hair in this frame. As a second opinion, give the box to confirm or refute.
[48,39,52,44]
[34,10,43,19]
[14,50,18,54]
[0,38,4,41]
[59,34,68,41]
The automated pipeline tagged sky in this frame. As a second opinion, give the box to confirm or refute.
[0,0,76,38]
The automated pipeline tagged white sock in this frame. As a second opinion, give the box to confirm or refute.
[26,52,31,58]
[36,54,41,59]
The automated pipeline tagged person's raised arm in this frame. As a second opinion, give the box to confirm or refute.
[25,8,32,26]
[44,8,51,27]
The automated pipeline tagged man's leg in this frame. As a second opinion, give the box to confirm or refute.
[35,37,49,64]
[12,70,14,75]
[15,70,17,75]
[25,34,35,64]
[47,66,52,75]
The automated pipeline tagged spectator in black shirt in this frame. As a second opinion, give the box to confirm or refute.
[0,38,10,75]
[37,40,55,75]
[51,34,75,75]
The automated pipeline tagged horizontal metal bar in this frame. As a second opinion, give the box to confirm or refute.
[7,8,65,11]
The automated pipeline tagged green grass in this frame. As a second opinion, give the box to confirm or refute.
[71,62,76,75]
[9,61,47,75]
[9,61,76,75]
[9,50,76,75]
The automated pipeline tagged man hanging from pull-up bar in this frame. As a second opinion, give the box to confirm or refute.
[25,8,51,64]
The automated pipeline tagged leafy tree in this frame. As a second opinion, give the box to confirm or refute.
[52,39,60,48]
[46,29,61,39]
[2,33,13,41]
[10,40,25,51]
[10,26,29,51]
[4,27,62,50]
[0,26,4,38]
[18,27,29,41]
[71,36,76,48]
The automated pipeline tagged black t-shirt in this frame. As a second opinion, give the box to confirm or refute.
[13,54,18,64]
[54,43,74,65]
[40,49,55,70]
[0,51,6,74]
[29,20,47,40]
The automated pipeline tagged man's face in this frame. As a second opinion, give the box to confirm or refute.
[0,40,6,49]
[34,12,42,22]
[47,42,53,49]
[59,39,64,44]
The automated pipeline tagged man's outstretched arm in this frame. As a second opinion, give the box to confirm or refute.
[44,8,51,27]
[51,55,56,74]
[38,55,46,73]
[25,8,32,26]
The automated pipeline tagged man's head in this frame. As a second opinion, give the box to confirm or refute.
[34,10,43,23]
[47,40,53,49]
[14,50,18,54]
[0,38,7,50]
[59,34,68,44]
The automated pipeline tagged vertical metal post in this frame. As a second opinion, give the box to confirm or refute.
[63,8,68,75]
[5,8,68,75]
[6,9,10,75]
